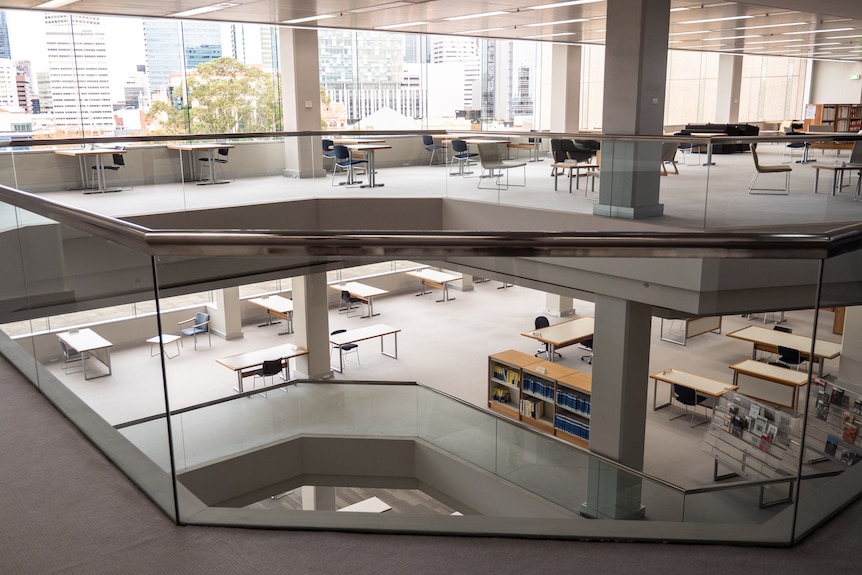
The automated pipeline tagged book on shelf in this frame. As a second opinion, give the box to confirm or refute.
[853,399,862,415]
[825,435,839,457]
[759,433,772,453]
[816,392,830,420]
[492,386,510,403]
[830,386,845,408]
[843,424,858,444]
[841,412,854,430]
[840,449,861,466]
[520,398,543,419]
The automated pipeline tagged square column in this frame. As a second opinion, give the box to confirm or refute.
[581,294,651,519]
[279,28,322,178]
[292,273,333,379]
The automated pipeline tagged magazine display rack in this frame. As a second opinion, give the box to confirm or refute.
[806,381,862,467]
[488,350,592,448]
[701,391,802,507]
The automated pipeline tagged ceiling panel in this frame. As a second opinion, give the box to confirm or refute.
[2,0,859,61]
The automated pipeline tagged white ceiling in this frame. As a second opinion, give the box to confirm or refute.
[5,0,862,61]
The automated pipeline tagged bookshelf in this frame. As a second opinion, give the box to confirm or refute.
[804,103,862,132]
[488,350,592,448]
[701,391,802,483]
[806,382,862,467]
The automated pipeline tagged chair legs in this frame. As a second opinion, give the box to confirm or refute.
[748,170,790,195]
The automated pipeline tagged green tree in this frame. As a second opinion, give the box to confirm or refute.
[146,57,282,135]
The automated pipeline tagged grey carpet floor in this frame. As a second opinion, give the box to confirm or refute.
[2,353,861,574]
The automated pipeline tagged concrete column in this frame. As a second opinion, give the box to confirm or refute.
[547,44,582,132]
[279,28,322,178]
[292,273,332,379]
[593,0,670,220]
[581,294,651,519]
[715,54,742,124]
[212,287,243,341]
[544,293,575,318]
[301,486,336,511]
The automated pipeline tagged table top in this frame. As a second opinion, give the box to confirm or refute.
[216,343,308,372]
[811,163,862,172]
[407,269,462,283]
[146,334,181,344]
[330,323,400,346]
[650,368,736,397]
[248,295,294,314]
[166,143,235,151]
[726,325,842,359]
[331,281,388,298]
[54,148,126,157]
[521,317,594,347]
[58,328,112,352]
[729,359,809,387]
[345,144,392,151]
[334,138,386,144]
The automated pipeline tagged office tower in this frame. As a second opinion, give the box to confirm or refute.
[123,65,149,109]
[45,13,114,134]
[36,71,51,113]
[144,19,222,95]
[0,12,10,60]
[0,58,16,107]
[430,37,481,112]
[15,60,33,112]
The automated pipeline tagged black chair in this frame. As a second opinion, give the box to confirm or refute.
[676,130,704,166]
[423,135,446,166]
[781,126,809,163]
[671,384,710,426]
[449,139,477,176]
[199,147,231,181]
[340,289,364,317]
[533,316,561,360]
[777,345,805,370]
[579,337,593,365]
[331,144,367,186]
[252,359,283,397]
[178,312,211,350]
[92,151,130,190]
[773,325,792,333]
[330,329,360,366]
[322,138,337,172]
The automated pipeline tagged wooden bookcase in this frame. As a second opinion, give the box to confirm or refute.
[804,104,862,153]
[488,350,592,448]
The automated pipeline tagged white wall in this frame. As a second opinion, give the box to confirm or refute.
[810,61,862,105]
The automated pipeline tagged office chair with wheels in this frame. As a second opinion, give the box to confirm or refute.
[533,316,561,360]
[198,147,231,181]
[671,384,710,426]
[579,337,594,365]
[251,359,283,397]
[423,135,446,166]
[331,329,360,366]
[449,139,477,176]
[178,312,211,350]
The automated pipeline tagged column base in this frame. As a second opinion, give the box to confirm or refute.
[593,203,664,219]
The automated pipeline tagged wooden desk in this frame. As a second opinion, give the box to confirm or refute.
[659,316,722,346]
[331,282,388,318]
[54,148,127,194]
[248,295,294,334]
[726,325,841,376]
[166,143,234,185]
[344,144,391,188]
[650,368,737,425]
[216,343,308,392]
[147,334,181,359]
[329,323,400,373]
[407,269,462,302]
[521,317,594,363]
[551,159,599,194]
[58,328,113,379]
[811,163,862,197]
[729,359,809,410]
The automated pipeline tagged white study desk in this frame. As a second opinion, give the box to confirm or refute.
[248,295,294,334]
[521,317,594,363]
[650,368,737,425]
[216,343,308,393]
[58,328,113,379]
[407,269,462,302]
[729,359,809,411]
[726,325,841,377]
[54,148,126,194]
[331,282,389,318]
[329,323,400,373]
[166,143,234,185]
[345,143,391,188]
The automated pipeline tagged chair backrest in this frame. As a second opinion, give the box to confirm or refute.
[476,142,502,165]
[550,139,563,162]
[580,337,594,350]
[218,148,229,158]
[341,290,352,303]
[195,312,210,330]
[661,142,677,161]
[777,345,800,362]
[112,153,125,166]
[850,141,862,165]
[261,359,282,376]
[773,325,792,333]
[322,138,334,152]
[673,384,698,405]
[331,329,347,336]
[422,135,434,146]
[534,316,550,330]
[451,139,468,153]
[749,143,763,170]
[334,145,350,161]
[784,126,796,135]
[59,339,76,357]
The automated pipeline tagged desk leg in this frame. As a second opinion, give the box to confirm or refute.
[233,371,244,393]
[380,332,398,359]
[415,280,428,297]
[702,143,715,167]
[652,378,672,411]
[436,283,455,303]
[832,171,839,197]
[813,169,820,194]
[364,296,380,318]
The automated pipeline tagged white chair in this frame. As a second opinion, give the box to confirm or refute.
[476,143,526,190]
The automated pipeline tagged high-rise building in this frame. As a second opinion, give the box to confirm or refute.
[430,37,480,112]
[16,60,33,112]
[143,20,222,95]
[0,12,10,60]
[44,13,114,134]
[0,58,17,107]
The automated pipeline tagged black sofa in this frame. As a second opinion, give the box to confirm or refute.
[682,123,759,154]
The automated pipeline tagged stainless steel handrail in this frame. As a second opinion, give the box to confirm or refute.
[3,185,862,260]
